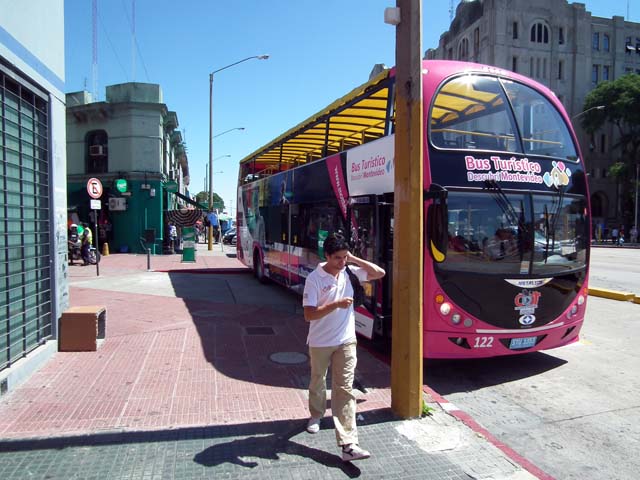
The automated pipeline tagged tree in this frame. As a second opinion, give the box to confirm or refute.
[195,191,225,211]
[582,74,640,224]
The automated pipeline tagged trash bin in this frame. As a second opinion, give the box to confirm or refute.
[59,306,106,352]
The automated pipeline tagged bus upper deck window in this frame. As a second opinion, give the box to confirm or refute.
[500,80,577,161]
[430,75,517,154]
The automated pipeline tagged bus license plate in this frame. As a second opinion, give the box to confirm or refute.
[509,336,537,349]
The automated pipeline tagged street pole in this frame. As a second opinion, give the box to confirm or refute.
[208,72,214,250]
[390,0,423,419]
[635,163,639,233]
[207,56,268,251]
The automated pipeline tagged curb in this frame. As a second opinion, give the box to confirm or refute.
[588,287,639,303]
[423,385,554,480]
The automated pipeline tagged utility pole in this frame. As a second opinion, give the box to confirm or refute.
[390,0,424,418]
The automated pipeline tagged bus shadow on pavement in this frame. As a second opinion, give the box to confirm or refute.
[166,272,391,395]
[424,352,567,395]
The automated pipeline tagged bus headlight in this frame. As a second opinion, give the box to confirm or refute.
[577,295,585,306]
[440,303,451,315]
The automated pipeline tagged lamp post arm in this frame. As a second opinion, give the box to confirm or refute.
[572,105,605,120]
[210,55,268,76]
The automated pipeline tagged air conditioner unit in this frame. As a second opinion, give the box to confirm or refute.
[89,145,105,156]
[108,197,127,211]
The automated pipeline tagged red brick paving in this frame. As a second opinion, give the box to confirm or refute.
[0,251,392,439]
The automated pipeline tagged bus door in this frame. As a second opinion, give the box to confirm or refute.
[376,195,394,338]
[349,195,383,339]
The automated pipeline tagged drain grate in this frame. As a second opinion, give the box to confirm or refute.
[245,326,276,336]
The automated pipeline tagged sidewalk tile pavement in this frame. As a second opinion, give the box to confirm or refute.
[0,245,545,479]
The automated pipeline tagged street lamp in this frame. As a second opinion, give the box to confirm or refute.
[208,55,269,250]
[214,127,245,139]
[571,105,605,120]
[204,155,231,201]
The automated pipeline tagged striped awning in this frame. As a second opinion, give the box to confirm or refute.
[166,208,203,227]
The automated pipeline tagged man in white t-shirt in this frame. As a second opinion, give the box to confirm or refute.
[302,233,385,462]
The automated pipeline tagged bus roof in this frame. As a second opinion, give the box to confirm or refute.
[239,68,392,177]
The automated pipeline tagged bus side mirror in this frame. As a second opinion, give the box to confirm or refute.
[425,185,448,263]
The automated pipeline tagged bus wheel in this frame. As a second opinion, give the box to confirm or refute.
[254,251,267,283]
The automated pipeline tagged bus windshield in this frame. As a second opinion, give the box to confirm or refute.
[440,191,588,275]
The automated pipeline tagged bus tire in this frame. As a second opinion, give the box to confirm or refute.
[253,250,267,283]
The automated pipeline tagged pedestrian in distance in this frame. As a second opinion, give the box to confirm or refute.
[611,226,619,246]
[630,225,638,244]
[168,222,178,253]
[80,222,93,265]
[302,233,385,462]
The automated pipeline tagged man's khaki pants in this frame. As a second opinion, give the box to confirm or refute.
[308,341,357,446]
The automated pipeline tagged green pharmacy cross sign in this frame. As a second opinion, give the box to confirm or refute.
[115,178,128,193]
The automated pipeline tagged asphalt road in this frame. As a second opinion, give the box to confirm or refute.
[589,246,640,293]
[425,247,640,480]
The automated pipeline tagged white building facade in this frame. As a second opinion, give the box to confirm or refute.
[426,0,640,228]
[0,1,68,394]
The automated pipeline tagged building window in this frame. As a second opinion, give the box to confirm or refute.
[447,48,453,60]
[625,37,632,54]
[536,58,541,78]
[543,58,547,79]
[474,28,480,57]
[603,34,610,52]
[559,27,565,45]
[603,65,610,81]
[600,134,606,154]
[530,58,534,77]
[86,130,109,173]
[513,22,518,40]
[592,65,599,86]
[458,38,469,60]
[558,60,564,80]
[530,22,549,44]
[512,56,518,73]
[592,32,600,50]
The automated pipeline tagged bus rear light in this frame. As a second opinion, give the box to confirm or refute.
[440,303,451,315]
[577,295,585,306]
[451,313,461,325]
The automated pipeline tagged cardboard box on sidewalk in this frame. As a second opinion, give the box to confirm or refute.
[59,306,106,351]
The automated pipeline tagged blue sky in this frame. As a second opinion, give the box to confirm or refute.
[64,0,636,212]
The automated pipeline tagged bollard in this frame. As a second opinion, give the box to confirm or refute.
[102,242,110,256]
[147,248,151,271]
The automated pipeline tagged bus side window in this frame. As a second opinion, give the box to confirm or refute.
[290,204,302,246]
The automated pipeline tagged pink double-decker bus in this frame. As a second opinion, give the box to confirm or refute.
[237,60,590,358]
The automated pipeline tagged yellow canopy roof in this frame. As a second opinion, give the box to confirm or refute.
[240,69,392,176]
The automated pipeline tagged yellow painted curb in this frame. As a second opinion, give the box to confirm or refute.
[588,287,635,302]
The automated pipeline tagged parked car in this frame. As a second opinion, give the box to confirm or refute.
[222,228,236,245]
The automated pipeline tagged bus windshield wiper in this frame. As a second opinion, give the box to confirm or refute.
[483,180,528,236]
[544,203,550,263]
[548,186,565,256]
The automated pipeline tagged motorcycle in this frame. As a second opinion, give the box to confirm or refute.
[68,230,82,265]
